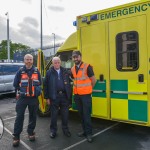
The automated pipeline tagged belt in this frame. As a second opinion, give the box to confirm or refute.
[57,91,66,94]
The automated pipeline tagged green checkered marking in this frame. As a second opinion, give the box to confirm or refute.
[111,80,128,99]
[72,102,77,110]
[128,100,147,122]
[72,95,77,110]
[92,80,106,98]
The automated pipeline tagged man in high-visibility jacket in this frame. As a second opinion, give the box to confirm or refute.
[12,54,42,147]
[71,50,96,143]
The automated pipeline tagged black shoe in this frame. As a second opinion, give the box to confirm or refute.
[86,135,93,143]
[77,132,86,137]
[28,132,35,141]
[64,131,71,137]
[13,137,20,147]
[50,132,56,138]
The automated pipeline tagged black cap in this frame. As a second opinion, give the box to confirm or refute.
[72,50,81,57]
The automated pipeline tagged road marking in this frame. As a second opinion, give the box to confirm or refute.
[63,123,119,150]
[4,126,33,150]
[2,113,32,149]
[3,113,28,121]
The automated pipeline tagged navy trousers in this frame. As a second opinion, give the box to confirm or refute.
[74,94,92,135]
[13,97,38,139]
[50,94,69,134]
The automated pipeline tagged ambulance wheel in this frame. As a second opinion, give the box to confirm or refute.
[37,106,51,117]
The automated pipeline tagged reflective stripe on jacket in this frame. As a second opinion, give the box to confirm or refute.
[71,63,92,95]
[20,68,40,97]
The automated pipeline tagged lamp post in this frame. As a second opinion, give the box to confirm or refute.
[5,12,10,62]
[40,0,43,50]
[52,33,55,55]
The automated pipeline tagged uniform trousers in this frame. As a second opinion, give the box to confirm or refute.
[74,94,92,135]
[50,93,69,134]
[13,97,38,139]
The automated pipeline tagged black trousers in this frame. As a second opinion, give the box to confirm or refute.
[50,94,69,134]
[74,94,92,135]
[13,97,38,139]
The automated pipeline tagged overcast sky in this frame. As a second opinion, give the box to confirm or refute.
[0,0,138,48]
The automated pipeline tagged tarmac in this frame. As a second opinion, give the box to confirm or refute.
[0,94,150,150]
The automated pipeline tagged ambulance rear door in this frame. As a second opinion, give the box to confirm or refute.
[80,22,109,118]
[109,15,148,124]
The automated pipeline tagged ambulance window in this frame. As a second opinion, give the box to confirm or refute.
[57,51,74,69]
[116,31,139,71]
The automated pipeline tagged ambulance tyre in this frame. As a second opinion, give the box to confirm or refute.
[37,105,51,117]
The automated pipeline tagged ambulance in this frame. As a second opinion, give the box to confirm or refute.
[38,0,150,126]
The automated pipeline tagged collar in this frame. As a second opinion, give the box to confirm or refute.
[23,65,33,71]
[55,69,60,74]
[75,62,83,68]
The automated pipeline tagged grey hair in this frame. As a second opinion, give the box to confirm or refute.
[24,54,33,60]
[52,56,61,62]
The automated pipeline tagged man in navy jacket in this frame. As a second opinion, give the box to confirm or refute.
[13,54,41,147]
[44,57,72,138]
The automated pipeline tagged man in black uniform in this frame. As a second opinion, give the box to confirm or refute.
[13,54,42,147]
[44,57,72,138]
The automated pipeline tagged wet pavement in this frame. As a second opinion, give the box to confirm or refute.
[0,94,150,150]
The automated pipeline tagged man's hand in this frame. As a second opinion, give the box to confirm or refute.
[16,94,19,100]
[90,76,96,88]
[16,93,20,100]
[46,99,51,105]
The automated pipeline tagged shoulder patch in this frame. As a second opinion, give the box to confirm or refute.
[20,67,25,73]
[34,67,38,71]
[20,67,23,70]
[34,67,38,73]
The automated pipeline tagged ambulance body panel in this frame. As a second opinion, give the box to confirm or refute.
[76,0,150,126]
[38,0,150,126]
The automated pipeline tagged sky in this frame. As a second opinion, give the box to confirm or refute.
[0,0,138,49]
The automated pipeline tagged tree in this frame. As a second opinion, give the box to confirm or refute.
[0,40,31,60]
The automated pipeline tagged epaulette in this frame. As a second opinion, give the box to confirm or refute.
[34,67,38,73]
[20,67,25,74]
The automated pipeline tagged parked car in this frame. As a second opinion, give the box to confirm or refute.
[0,62,24,95]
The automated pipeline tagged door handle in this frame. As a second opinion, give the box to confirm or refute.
[138,74,144,82]
[99,74,104,82]
[111,90,147,95]
[93,90,106,93]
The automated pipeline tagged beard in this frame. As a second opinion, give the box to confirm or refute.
[26,63,33,69]
[74,60,81,65]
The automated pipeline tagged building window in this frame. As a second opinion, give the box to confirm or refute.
[116,31,139,71]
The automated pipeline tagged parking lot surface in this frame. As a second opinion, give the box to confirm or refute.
[1,94,150,150]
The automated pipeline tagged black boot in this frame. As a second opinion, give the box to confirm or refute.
[13,136,20,147]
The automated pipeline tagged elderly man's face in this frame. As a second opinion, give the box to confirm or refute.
[53,59,61,70]
[24,56,33,69]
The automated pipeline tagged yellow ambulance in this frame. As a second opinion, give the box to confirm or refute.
[38,0,150,126]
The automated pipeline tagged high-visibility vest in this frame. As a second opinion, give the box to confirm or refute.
[19,68,40,97]
[71,63,92,95]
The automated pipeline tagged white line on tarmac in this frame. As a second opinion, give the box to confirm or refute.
[3,113,29,121]
[63,123,119,150]
[4,126,33,150]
